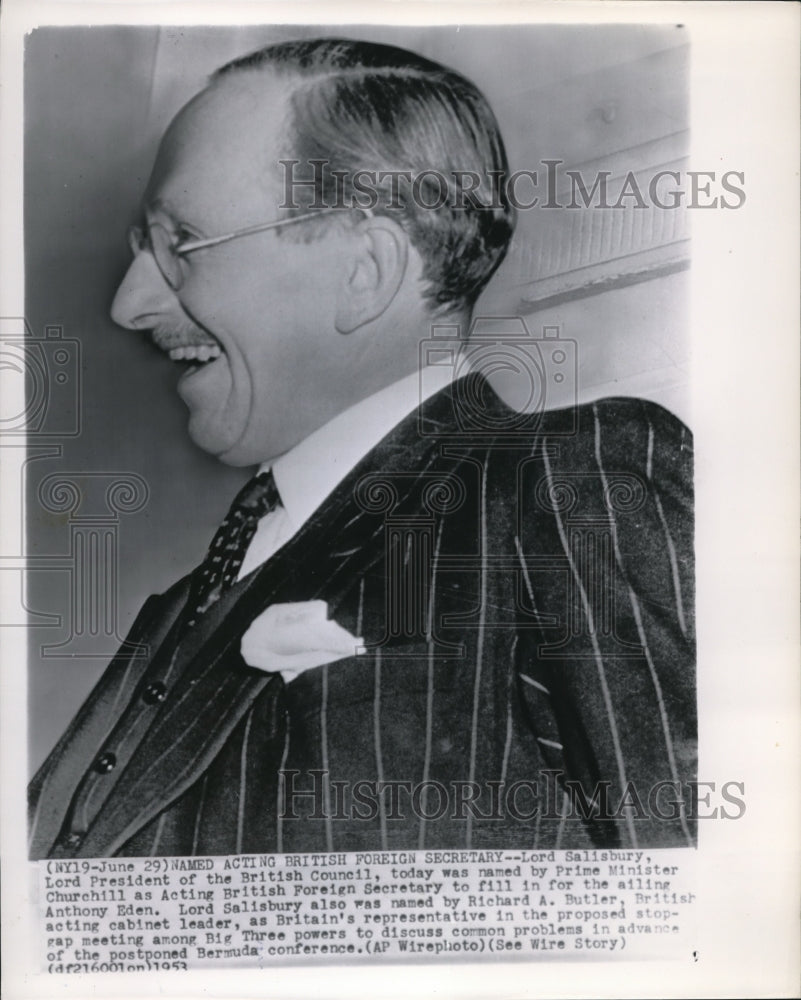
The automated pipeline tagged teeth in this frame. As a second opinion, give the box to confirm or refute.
[168,344,222,363]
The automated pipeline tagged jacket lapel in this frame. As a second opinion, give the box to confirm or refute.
[77,378,475,855]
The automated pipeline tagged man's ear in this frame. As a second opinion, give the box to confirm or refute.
[334,215,409,334]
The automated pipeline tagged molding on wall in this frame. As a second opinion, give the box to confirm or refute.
[505,132,690,312]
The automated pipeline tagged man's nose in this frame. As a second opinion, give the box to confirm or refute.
[110,251,175,330]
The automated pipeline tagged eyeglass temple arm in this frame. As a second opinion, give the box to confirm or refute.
[177,206,374,255]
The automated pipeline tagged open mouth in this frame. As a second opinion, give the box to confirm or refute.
[153,334,226,377]
[168,344,223,365]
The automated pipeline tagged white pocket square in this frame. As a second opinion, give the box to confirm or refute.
[241,600,363,682]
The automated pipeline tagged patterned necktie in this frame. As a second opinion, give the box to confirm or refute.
[183,470,280,629]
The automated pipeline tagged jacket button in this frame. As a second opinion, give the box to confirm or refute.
[94,752,117,774]
[61,831,84,848]
[141,681,167,704]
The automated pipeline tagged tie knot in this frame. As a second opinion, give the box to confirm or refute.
[231,470,280,520]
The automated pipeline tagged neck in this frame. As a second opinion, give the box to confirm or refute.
[358,305,472,394]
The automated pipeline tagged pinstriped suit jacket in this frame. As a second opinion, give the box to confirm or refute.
[29,375,696,858]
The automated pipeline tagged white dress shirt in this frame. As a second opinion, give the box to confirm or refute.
[236,363,456,579]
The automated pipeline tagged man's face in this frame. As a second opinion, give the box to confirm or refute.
[111,75,350,466]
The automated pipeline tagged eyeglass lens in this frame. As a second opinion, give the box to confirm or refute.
[127,222,184,290]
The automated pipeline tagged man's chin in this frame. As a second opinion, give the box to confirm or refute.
[184,414,243,464]
[187,425,273,468]
[211,445,261,468]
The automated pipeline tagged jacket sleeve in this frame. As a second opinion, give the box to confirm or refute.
[515,397,696,848]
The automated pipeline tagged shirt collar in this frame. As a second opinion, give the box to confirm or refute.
[261,362,457,533]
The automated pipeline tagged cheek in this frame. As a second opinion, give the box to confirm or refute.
[181,256,288,328]
[180,242,337,363]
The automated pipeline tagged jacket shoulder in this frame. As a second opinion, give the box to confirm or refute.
[536,395,693,471]
[583,395,691,441]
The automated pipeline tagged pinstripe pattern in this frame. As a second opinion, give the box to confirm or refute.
[542,436,638,848]
[74,640,192,836]
[519,673,550,696]
[593,406,693,846]
[532,791,542,850]
[161,643,184,686]
[275,723,290,854]
[107,660,140,724]
[646,420,689,638]
[465,449,491,848]
[419,518,445,849]
[235,709,255,854]
[320,664,333,851]
[373,648,387,849]
[30,382,695,857]
[515,534,540,621]
[77,764,114,834]
[190,774,208,855]
[356,577,365,639]
[149,812,166,856]
[555,791,570,850]
[499,634,517,788]
[27,586,185,857]
[27,800,42,856]
[59,600,273,856]
[78,444,446,854]
[84,664,270,853]
[129,678,251,792]
[537,737,564,751]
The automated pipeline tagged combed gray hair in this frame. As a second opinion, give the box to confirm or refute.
[214,37,516,313]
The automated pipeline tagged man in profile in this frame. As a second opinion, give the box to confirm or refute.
[29,37,695,858]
